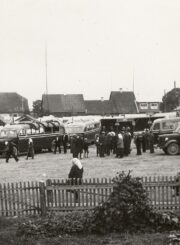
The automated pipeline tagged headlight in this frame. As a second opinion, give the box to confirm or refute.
[165,137,169,141]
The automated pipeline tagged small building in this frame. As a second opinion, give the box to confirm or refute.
[137,102,161,114]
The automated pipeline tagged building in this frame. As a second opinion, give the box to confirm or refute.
[42,94,85,117]
[0,92,29,116]
[137,102,161,114]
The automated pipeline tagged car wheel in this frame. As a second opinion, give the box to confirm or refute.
[167,143,179,155]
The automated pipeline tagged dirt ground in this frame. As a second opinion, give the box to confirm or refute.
[0,144,179,183]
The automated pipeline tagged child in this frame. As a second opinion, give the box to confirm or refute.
[83,138,89,158]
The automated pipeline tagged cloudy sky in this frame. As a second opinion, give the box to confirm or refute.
[0,0,180,108]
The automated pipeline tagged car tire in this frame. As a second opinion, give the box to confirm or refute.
[167,143,179,155]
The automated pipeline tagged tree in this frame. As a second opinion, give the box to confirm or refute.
[161,88,180,112]
[32,100,42,117]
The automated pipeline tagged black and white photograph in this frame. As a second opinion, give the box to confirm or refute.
[0,0,180,244]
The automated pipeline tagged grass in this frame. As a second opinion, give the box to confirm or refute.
[0,217,168,245]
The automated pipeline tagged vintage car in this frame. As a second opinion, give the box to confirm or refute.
[150,117,180,144]
[158,125,180,155]
[0,120,65,156]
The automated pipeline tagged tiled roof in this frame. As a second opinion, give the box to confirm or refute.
[110,91,138,114]
[42,94,85,114]
[85,100,113,115]
[0,92,29,113]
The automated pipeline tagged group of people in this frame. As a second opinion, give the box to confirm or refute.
[134,128,155,155]
[95,127,132,158]
[70,135,89,159]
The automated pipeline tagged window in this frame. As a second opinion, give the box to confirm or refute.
[153,123,160,130]
[19,129,26,136]
[150,103,158,109]
[140,103,148,109]
[162,121,175,130]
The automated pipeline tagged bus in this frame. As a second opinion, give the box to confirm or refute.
[65,120,101,144]
[0,120,65,156]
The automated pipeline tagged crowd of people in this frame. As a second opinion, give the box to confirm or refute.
[1,126,155,164]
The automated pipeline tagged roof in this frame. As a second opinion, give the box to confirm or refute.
[109,91,138,114]
[85,100,113,115]
[0,93,29,113]
[42,94,85,114]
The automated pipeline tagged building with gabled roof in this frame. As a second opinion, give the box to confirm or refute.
[42,94,85,116]
[0,92,29,115]
[109,91,138,114]
[84,100,113,115]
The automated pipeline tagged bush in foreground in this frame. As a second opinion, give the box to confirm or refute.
[17,171,180,238]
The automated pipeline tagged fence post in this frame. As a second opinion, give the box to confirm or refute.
[39,181,47,216]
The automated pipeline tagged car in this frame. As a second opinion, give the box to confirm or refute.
[158,125,180,155]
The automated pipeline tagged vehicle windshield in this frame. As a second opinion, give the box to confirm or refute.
[0,129,18,138]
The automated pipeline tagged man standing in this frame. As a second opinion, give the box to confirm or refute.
[26,138,34,160]
[5,141,19,163]
[62,134,68,154]
[54,136,61,154]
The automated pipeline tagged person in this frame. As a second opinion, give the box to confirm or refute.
[26,138,34,160]
[77,135,84,159]
[83,137,89,158]
[95,134,100,156]
[116,132,124,158]
[99,131,106,157]
[134,132,143,155]
[5,141,19,163]
[70,135,79,158]
[54,136,61,154]
[149,131,155,153]
[68,158,84,202]
[62,134,68,154]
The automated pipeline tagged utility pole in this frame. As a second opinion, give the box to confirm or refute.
[45,43,49,115]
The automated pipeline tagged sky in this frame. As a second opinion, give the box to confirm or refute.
[0,0,180,108]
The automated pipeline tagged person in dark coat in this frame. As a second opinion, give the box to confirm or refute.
[5,141,19,163]
[134,133,143,155]
[26,138,34,160]
[149,131,155,153]
[99,131,106,157]
[62,134,68,154]
[54,136,61,154]
[70,135,79,158]
[83,137,89,158]
[142,131,147,153]
[77,135,84,159]
[105,132,112,156]
[68,158,84,202]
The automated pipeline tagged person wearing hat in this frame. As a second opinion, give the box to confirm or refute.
[68,158,84,202]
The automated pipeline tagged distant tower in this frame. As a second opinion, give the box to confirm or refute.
[174,81,176,88]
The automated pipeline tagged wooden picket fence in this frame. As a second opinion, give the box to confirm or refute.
[0,176,180,217]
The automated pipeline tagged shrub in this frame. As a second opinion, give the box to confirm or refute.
[90,171,180,234]
[17,211,93,237]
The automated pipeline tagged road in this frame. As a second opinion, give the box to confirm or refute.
[0,145,179,183]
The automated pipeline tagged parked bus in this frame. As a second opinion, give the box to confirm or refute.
[65,120,101,144]
[0,120,65,156]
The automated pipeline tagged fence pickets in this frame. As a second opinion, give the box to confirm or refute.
[0,176,180,217]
